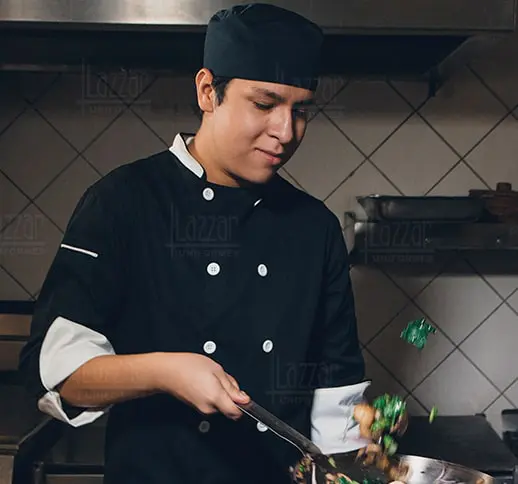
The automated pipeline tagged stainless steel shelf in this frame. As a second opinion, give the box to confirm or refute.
[350,221,518,272]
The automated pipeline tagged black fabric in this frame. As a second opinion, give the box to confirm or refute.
[203,3,324,91]
[19,148,364,484]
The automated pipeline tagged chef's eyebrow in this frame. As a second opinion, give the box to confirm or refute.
[251,87,315,106]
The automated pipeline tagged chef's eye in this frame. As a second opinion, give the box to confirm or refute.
[254,102,274,110]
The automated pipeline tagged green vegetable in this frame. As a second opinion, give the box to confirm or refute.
[372,394,407,429]
[383,434,398,456]
[401,318,436,349]
[429,405,438,423]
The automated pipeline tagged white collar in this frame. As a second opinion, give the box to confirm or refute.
[168,133,263,207]
[169,133,204,178]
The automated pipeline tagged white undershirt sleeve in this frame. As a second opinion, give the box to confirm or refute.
[38,316,115,427]
[310,380,371,454]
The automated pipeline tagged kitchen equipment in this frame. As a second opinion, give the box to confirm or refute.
[238,402,496,484]
[237,401,343,475]
[398,415,518,484]
[356,195,485,222]
[315,452,495,484]
[503,410,518,459]
[469,183,518,223]
[238,400,321,456]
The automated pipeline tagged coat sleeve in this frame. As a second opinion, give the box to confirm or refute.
[310,211,370,454]
[18,179,128,427]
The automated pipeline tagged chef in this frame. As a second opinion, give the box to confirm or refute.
[19,3,370,484]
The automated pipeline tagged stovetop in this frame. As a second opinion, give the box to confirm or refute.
[398,415,518,477]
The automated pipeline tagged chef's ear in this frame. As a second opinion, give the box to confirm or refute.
[194,68,216,114]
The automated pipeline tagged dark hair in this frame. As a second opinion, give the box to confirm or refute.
[195,73,232,119]
[211,75,232,105]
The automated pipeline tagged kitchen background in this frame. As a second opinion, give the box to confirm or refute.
[1,31,517,438]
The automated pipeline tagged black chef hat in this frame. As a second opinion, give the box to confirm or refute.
[203,3,324,91]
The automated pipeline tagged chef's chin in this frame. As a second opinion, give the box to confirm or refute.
[234,167,278,186]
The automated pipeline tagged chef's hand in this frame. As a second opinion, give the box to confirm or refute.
[155,352,250,420]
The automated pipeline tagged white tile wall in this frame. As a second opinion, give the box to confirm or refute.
[1,32,518,436]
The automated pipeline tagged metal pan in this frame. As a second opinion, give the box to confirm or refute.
[356,196,485,222]
[313,452,494,484]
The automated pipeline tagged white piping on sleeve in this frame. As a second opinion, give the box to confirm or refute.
[38,317,114,427]
[60,244,99,258]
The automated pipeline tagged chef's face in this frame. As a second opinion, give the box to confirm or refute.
[195,69,314,186]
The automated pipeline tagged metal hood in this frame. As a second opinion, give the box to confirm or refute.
[0,0,516,82]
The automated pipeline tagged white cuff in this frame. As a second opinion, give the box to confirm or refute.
[38,391,111,428]
[38,316,115,426]
[311,380,371,455]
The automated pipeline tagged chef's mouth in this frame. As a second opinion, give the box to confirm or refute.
[256,148,284,165]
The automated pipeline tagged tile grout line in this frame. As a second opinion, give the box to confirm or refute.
[409,295,509,394]
[0,106,30,140]
[363,254,459,348]
[461,255,518,319]
[407,293,509,398]
[319,109,409,199]
[425,110,513,195]
[387,76,512,194]
[283,79,352,192]
[21,73,161,225]
[482,374,518,413]
[322,78,432,199]
[0,262,35,300]
[468,64,516,115]
[362,345,431,413]
[0,72,62,142]
[377,254,512,397]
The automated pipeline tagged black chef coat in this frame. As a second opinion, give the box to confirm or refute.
[19,133,365,484]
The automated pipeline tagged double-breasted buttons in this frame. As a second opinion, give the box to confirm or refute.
[257,422,268,432]
[262,339,274,353]
[257,264,268,277]
[202,187,214,201]
[207,262,220,276]
[203,341,217,354]
[199,420,211,433]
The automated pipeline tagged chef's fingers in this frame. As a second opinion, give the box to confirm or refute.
[226,373,240,391]
[226,373,250,400]
[214,375,248,419]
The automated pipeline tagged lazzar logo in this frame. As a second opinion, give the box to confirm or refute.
[80,64,151,115]
[167,206,241,259]
[0,213,46,256]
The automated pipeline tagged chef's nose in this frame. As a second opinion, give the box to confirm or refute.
[268,107,295,145]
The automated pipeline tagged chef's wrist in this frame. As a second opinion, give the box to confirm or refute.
[145,352,172,393]
[146,351,189,394]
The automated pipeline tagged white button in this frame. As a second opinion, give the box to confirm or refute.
[199,420,210,433]
[262,339,274,353]
[207,262,220,276]
[203,340,217,354]
[257,422,268,432]
[203,188,214,201]
[257,264,268,277]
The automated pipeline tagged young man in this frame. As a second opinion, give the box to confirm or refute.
[19,4,370,483]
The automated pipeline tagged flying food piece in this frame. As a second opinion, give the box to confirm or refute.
[400,318,436,349]
[372,394,407,436]
[429,405,438,423]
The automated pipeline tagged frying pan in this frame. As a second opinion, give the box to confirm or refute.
[237,400,494,484]
[312,452,495,484]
